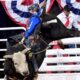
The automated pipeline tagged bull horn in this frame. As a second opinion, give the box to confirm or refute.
[21,47,31,54]
[3,55,13,59]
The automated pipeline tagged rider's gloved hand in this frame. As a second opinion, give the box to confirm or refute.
[19,37,25,44]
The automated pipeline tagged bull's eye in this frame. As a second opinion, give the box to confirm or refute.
[14,62,18,65]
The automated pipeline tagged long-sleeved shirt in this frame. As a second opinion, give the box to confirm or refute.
[57,11,80,30]
[25,15,41,38]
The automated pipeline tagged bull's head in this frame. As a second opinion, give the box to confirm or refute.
[4,48,31,76]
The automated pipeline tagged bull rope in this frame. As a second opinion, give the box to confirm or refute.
[33,37,50,55]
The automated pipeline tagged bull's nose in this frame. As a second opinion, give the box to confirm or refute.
[23,72,28,76]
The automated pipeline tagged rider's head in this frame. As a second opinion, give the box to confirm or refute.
[28,4,40,15]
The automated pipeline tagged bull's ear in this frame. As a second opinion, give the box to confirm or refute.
[3,55,13,59]
[21,48,31,54]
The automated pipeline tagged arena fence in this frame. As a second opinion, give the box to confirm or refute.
[0,27,25,79]
[0,39,7,80]
[37,37,80,80]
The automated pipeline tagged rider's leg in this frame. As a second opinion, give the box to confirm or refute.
[31,54,38,72]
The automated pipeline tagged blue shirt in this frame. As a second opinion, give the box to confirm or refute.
[25,15,41,38]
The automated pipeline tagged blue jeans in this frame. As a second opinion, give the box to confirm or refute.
[24,38,31,48]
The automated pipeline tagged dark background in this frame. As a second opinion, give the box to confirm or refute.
[0,2,19,27]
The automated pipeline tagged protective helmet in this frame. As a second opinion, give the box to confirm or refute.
[28,3,40,12]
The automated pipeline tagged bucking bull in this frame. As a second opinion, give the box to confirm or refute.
[3,45,38,80]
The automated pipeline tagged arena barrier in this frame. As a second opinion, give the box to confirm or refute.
[0,39,7,80]
[37,37,80,80]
